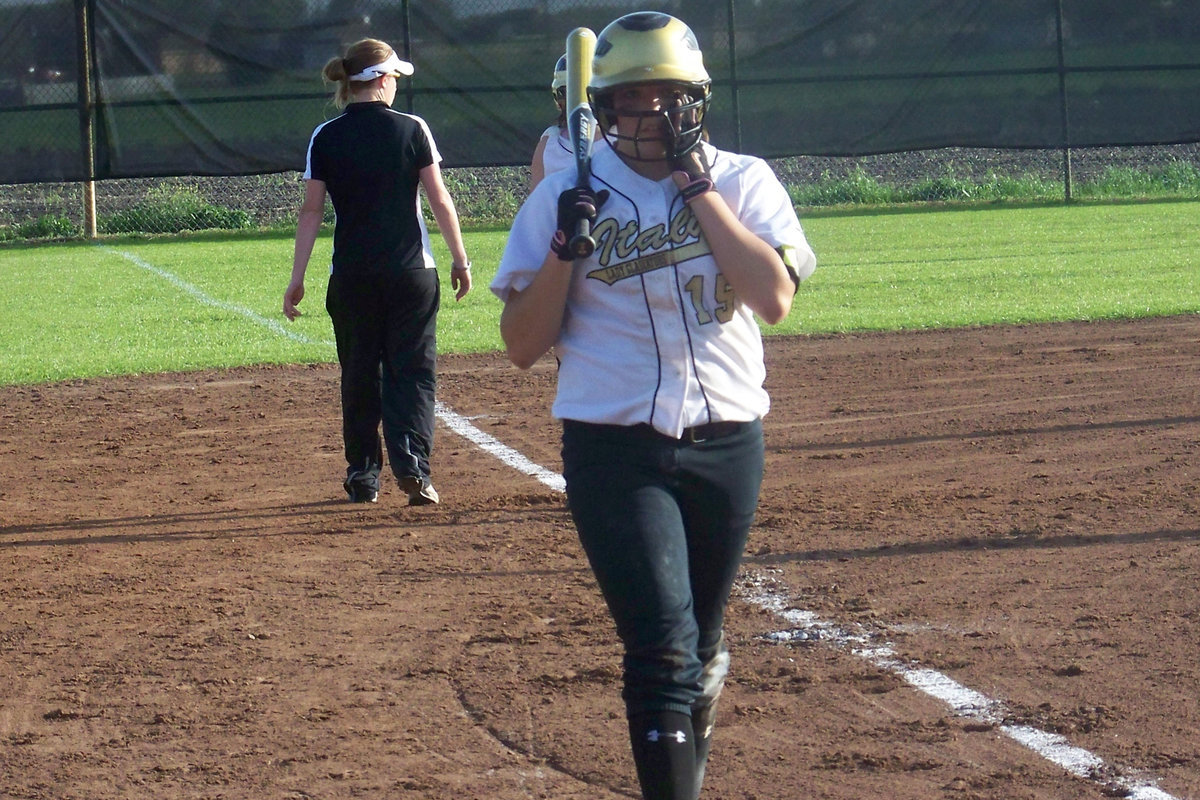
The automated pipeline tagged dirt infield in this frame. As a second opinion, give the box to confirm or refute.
[3,315,1198,800]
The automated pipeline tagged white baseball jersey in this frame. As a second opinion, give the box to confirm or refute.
[539,125,610,180]
[539,125,575,179]
[492,141,816,439]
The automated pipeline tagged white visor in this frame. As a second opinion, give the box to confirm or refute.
[349,52,414,82]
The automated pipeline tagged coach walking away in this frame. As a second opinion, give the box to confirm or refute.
[491,11,815,800]
[284,38,472,506]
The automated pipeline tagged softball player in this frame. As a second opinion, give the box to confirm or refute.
[529,53,606,192]
[284,38,471,506]
[491,12,815,799]
[528,54,572,192]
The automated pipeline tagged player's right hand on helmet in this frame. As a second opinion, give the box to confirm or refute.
[551,186,609,261]
[671,145,711,183]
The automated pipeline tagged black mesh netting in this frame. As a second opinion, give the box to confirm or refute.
[1,0,1197,184]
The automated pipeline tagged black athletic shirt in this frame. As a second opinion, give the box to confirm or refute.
[304,101,438,274]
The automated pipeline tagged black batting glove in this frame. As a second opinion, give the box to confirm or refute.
[671,147,714,203]
[551,186,609,261]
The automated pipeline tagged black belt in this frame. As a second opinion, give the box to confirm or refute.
[677,420,746,442]
[568,419,750,443]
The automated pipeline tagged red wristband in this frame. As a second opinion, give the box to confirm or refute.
[550,230,573,261]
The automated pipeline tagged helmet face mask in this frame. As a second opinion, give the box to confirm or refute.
[589,12,711,161]
[592,83,709,161]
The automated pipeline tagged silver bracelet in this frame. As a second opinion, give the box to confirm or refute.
[451,260,471,271]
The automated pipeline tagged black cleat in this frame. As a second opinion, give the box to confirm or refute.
[398,475,439,506]
[344,469,380,503]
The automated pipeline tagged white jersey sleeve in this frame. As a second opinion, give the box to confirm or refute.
[491,171,566,302]
[716,154,816,283]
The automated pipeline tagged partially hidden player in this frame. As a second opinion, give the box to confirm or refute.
[284,38,472,506]
[528,52,605,192]
[491,11,816,800]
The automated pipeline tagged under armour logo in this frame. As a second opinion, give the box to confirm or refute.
[645,729,688,744]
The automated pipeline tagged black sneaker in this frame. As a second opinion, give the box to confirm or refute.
[398,475,439,506]
[344,470,379,503]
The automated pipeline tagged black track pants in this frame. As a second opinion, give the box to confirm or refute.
[326,267,439,481]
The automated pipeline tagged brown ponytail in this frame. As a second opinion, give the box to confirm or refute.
[322,39,394,109]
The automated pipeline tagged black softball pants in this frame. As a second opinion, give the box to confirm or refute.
[326,267,439,483]
[561,418,764,718]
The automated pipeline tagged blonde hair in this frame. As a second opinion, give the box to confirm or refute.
[322,38,395,109]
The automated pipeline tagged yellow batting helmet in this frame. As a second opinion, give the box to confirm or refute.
[590,11,710,91]
[589,12,712,159]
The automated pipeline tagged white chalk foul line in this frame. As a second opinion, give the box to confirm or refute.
[107,249,558,489]
[120,248,1179,799]
[104,247,335,347]
[741,571,1178,800]
[434,402,566,493]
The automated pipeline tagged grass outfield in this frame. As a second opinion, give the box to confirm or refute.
[0,199,1196,386]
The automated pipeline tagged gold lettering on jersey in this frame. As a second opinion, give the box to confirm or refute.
[598,219,641,262]
[587,241,711,285]
[588,206,708,286]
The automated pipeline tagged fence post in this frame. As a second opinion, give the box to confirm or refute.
[75,0,97,237]
[1054,0,1073,202]
[726,0,742,154]
[401,0,415,114]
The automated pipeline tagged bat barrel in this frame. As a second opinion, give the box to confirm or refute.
[565,27,596,119]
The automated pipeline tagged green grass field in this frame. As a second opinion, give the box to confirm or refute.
[1,199,1196,386]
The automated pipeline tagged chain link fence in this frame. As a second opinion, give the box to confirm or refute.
[0,168,524,240]
[2,143,1197,240]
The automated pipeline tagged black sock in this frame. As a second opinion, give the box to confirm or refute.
[627,710,696,800]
